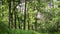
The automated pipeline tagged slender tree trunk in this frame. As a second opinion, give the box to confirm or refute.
[17,16,21,29]
[17,0,21,29]
[11,12,13,28]
[8,0,12,34]
[8,0,11,28]
[8,0,14,29]
[28,13,30,30]
[32,25,34,30]
[27,4,30,30]
[13,0,17,29]
[24,0,26,30]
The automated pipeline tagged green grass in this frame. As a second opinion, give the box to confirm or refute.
[53,32,60,34]
[9,29,60,34]
[9,29,40,34]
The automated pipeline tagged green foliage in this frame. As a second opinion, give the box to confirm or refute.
[9,29,40,34]
[0,21,9,34]
[0,0,60,34]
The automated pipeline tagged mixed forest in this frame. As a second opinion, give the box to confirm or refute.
[0,0,60,34]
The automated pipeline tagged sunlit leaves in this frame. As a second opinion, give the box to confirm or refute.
[55,1,60,5]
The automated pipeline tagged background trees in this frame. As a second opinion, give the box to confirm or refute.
[0,0,60,34]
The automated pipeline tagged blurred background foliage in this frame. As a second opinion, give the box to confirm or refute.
[0,0,60,34]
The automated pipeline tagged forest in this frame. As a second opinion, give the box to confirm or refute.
[0,0,60,34]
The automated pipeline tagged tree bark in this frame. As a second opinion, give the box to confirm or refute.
[8,0,11,28]
[24,0,26,30]
[13,0,17,29]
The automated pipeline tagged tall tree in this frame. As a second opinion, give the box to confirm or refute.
[13,0,17,29]
[24,0,26,30]
[8,0,11,28]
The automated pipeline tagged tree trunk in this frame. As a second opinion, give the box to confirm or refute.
[24,0,26,30]
[8,0,11,29]
[13,0,17,29]
[17,16,21,29]
[28,13,30,30]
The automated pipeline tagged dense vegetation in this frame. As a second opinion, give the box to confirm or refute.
[0,0,60,34]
